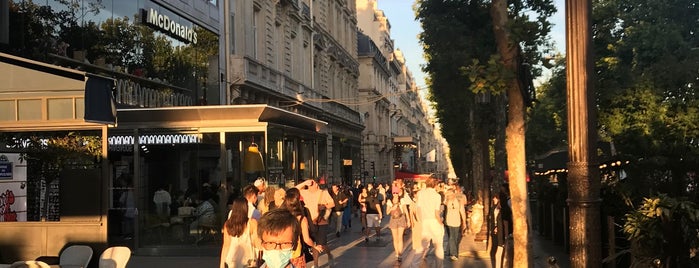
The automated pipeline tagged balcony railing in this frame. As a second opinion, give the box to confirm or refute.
[233,56,361,124]
[301,2,311,20]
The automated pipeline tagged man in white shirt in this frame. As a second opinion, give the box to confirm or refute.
[296,179,335,267]
[413,178,445,268]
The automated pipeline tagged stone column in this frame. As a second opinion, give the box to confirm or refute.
[565,0,601,266]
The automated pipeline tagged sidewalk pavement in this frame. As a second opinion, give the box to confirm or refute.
[126,218,569,268]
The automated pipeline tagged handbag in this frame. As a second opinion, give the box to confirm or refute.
[302,242,314,262]
[314,192,330,225]
[390,203,403,218]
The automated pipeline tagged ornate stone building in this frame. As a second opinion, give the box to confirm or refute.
[356,0,451,183]
[228,0,363,185]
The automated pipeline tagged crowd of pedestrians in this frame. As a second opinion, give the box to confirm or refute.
[216,175,514,268]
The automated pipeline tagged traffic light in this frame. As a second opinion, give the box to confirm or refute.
[371,161,375,170]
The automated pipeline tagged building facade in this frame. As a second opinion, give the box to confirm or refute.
[0,0,332,260]
[228,0,363,186]
[356,0,450,183]
[0,0,449,262]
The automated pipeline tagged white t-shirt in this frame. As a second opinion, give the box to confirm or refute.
[300,189,334,221]
[416,187,441,221]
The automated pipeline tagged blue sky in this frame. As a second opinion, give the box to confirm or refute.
[376,0,566,90]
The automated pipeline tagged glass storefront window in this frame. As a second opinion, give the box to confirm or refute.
[299,139,315,180]
[108,131,224,247]
[0,130,103,222]
[6,0,220,107]
[225,132,265,191]
[267,130,285,187]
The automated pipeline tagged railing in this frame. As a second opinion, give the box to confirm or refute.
[322,101,361,124]
[301,2,311,20]
[234,56,363,122]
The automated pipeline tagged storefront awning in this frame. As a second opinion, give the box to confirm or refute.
[113,104,327,133]
[394,136,418,144]
[395,171,433,181]
[0,53,116,131]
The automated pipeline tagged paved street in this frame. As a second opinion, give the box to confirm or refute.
[127,213,570,268]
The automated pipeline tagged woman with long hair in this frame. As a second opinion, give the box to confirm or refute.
[386,187,410,263]
[283,188,323,268]
[257,185,277,215]
[220,197,258,268]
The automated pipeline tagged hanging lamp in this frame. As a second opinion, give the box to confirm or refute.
[243,140,265,173]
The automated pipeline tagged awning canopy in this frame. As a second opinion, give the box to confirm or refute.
[395,170,433,181]
[0,53,116,131]
[394,136,418,144]
[113,104,327,133]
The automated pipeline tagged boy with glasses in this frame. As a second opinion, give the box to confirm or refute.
[258,209,301,268]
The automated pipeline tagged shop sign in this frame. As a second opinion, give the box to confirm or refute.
[0,155,12,180]
[108,134,202,146]
[115,78,193,108]
[142,8,198,44]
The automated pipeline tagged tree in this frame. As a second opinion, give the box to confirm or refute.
[490,0,532,264]
[416,1,496,240]
[526,57,567,159]
[529,0,699,265]
[594,0,699,199]
[417,1,555,264]
[487,0,555,265]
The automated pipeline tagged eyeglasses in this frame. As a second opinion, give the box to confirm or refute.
[261,240,294,250]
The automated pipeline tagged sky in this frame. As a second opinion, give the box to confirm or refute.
[376,0,566,91]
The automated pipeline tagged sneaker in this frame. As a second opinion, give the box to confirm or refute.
[450,256,458,261]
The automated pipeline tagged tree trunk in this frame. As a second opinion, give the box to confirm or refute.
[491,0,532,267]
[471,102,491,241]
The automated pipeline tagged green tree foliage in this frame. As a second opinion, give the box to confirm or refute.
[530,0,699,264]
[0,132,102,181]
[593,0,699,198]
[525,57,567,159]
[416,0,495,179]
[623,194,699,267]
[417,0,556,175]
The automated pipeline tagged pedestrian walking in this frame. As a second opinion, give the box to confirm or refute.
[330,183,349,237]
[490,185,512,268]
[282,188,323,268]
[364,189,383,242]
[256,209,298,268]
[386,187,410,263]
[341,185,353,231]
[358,187,368,235]
[444,187,467,261]
[412,178,445,268]
[220,197,258,268]
[408,184,423,255]
[296,179,335,268]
